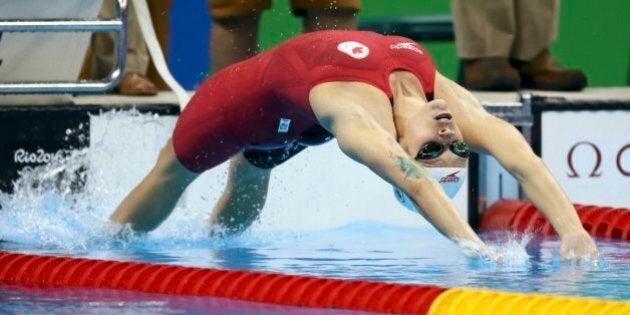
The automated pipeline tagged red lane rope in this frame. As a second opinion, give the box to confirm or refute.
[0,251,446,314]
[481,199,630,240]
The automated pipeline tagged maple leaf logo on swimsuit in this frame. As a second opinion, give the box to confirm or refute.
[337,41,370,59]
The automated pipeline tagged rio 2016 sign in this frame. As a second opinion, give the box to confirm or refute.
[567,141,630,178]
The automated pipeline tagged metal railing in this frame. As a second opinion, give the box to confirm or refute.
[481,97,533,127]
[0,0,127,94]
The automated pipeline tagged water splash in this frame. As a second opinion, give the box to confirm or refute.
[0,148,105,250]
[0,110,177,250]
[488,233,532,265]
[0,109,331,251]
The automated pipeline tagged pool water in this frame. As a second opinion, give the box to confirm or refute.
[0,283,371,314]
[0,110,628,312]
[1,222,628,301]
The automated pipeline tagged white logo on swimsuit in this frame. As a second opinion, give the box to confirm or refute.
[390,42,424,55]
[278,118,291,133]
[337,41,370,59]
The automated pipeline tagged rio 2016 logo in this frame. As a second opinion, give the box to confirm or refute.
[567,141,630,177]
[13,148,67,165]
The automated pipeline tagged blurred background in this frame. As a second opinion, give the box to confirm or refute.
[168,0,630,90]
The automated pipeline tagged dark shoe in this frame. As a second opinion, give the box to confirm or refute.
[512,49,587,91]
[460,57,521,91]
[118,72,159,96]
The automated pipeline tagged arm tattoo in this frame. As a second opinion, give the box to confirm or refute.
[396,156,425,179]
[386,136,427,179]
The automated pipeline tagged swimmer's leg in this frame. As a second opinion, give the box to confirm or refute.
[210,153,271,234]
[110,138,198,232]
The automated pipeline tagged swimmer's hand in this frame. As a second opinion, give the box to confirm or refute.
[455,239,503,262]
[560,231,599,261]
[104,222,143,243]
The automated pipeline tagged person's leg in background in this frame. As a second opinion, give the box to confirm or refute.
[209,0,267,72]
[292,0,361,32]
[146,0,173,91]
[510,0,587,90]
[92,0,158,95]
[451,0,521,91]
[209,0,361,72]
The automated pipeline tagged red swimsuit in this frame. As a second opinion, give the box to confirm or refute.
[172,30,437,173]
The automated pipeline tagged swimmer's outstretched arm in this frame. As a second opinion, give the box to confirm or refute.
[474,115,598,259]
[440,78,599,260]
[309,83,496,259]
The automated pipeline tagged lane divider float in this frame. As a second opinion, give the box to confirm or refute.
[0,251,627,314]
[0,251,443,314]
[481,199,630,240]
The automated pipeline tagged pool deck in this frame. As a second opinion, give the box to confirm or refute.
[0,87,628,108]
[474,87,630,103]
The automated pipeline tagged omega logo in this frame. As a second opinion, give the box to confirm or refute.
[567,141,629,178]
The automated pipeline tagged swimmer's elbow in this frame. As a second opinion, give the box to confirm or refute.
[509,154,546,182]
[331,114,379,161]
[335,131,368,162]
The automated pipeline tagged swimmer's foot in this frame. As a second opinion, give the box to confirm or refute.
[460,57,521,91]
[512,49,587,91]
[118,72,159,96]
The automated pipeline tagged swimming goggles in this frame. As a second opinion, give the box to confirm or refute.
[416,140,470,160]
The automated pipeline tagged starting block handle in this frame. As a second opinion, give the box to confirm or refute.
[0,0,127,94]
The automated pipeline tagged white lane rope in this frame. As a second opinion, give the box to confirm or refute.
[131,0,190,109]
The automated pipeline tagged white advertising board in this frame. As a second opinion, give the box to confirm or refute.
[541,110,630,207]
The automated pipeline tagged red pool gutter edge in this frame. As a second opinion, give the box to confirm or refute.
[481,199,630,240]
[0,251,445,314]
